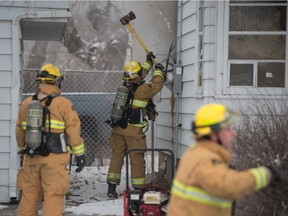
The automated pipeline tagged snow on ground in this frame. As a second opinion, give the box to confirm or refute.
[0,205,8,209]
[65,158,126,216]
[0,154,160,216]
[66,198,124,216]
[65,154,159,216]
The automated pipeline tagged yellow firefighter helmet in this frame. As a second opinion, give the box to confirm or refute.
[36,63,64,83]
[122,61,142,81]
[192,103,239,138]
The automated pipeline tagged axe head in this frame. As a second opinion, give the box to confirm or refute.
[120,11,136,25]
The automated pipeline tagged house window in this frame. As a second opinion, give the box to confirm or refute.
[198,0,204,86]
[228,1,287,88]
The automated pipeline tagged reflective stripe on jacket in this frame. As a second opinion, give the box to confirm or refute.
[167,140,271,216]
[112,61,163,136]
[128,99,149,128]
[21,120,66,130]
[141,60,152,72]
[131,99,148,108]
[171,179,232,208]
[15,84,85,157]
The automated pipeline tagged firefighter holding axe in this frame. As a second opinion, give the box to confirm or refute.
[106,11,166,198]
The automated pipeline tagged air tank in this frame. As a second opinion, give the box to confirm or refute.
[25,100,43,150]
[111,85,129,122]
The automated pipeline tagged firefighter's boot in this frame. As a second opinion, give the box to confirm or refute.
[107,183,118,199]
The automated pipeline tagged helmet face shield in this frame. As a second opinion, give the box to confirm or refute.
[218,108,239,129]
[123,70,141,81]
[123,61,142,81]
[192,104,239,138]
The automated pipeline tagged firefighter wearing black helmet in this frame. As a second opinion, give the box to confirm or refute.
[106,52,165,198]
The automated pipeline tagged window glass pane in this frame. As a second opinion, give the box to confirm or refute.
[230,64,253,86]
[229,35,285,60]
[230,6,286,31]
[257,63,285,87]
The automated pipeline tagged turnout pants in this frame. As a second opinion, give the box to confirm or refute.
[17,154,70,216]
[107,132,147,187]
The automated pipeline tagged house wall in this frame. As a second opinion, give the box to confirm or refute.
[156,1,218,158]
[156,0,288,161]
[0,16,13,202]
[0,0,177,203]
[0,1,70,203]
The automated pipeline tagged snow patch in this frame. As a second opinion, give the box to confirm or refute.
[0,205,8,209]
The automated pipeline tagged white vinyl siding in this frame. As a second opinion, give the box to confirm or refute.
[0,105,11,120]
[202,1,217,99]
[0,137,10,152]
[0,88,11,103]
[158,0,288,162]
[0,153,9,169]
[0,39,12,54]
[0,6,13,204]
[156,1,218,156]
[0,1,70,203]
[0,72,11,87]
[0,21,12,38]
[0,55,12,71]
[0,169,9,203]
[0,121,10,137]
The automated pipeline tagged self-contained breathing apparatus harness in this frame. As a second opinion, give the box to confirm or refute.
[106,85,135,129]
[106,84,158,130]
[24,94,58,157]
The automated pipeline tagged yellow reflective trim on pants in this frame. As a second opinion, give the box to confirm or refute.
[171,179,232,208]
[22,120,65,130]
[131,178,146,186]
[249,167,269,190]
[142,61,152,71]
[153,69,164,78]
[107,172,121,181]
[72,143,85,155]
[132,100,148,108]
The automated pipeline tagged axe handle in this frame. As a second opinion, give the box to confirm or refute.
[126,23,157,65]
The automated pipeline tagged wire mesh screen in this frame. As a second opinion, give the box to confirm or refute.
[21,69,123,166]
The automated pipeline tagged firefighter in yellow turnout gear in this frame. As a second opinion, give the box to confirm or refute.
[168,103,287,216]
[106,52,165,198]
[15,64,85,216]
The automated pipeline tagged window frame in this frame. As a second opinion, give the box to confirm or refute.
[197,0,204,87]
[222,1,288,95]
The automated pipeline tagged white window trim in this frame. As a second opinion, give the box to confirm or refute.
[220,1,288,96]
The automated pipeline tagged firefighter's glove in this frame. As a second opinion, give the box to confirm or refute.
[267,166,287,186]
[146,51,156,64]
[75,155,86,173]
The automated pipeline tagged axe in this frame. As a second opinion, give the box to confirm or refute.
[120,11,157,65]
